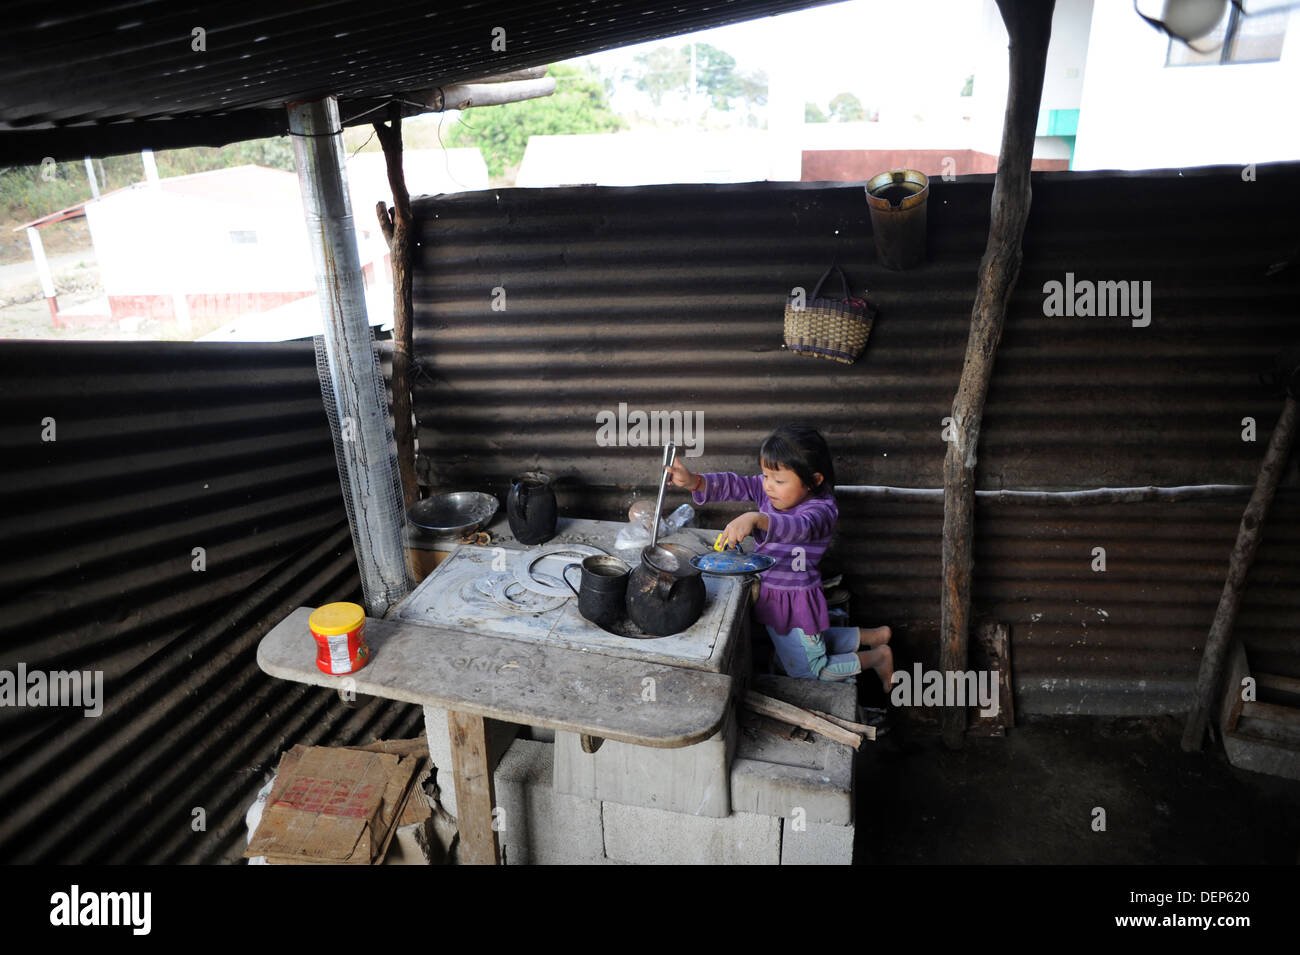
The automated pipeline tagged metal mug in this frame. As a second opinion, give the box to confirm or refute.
[563,555,631,628]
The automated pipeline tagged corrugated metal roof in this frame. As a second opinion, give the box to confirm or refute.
[0,0,837,163]
[408,163,1300,715]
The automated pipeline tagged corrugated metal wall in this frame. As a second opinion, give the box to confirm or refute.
[410,164,1300,715]
[0,340,421,864]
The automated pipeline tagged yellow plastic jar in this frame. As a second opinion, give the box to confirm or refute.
[308,602,370,675]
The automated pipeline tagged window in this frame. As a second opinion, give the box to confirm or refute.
[1166,3,1288,66]
[229,230,258,244]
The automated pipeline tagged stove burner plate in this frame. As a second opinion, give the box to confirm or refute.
[493,577,568,614]
[516,544,608,596]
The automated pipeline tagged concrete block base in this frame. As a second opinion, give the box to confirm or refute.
[494,738,606,865]
[554,707,736,817]
[602,801,781,865]
[730,675,856,825]
[781,819,854,865]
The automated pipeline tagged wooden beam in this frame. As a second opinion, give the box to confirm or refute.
[372,105,418,517]
[447,710,501,865]
[423,78,557,112]
[1182,391,1298,751]
[743,691,863,750]
[940,0,1055,749]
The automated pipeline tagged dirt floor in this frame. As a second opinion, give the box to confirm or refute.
[855,710,1300,865]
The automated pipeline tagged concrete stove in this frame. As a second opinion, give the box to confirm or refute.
[394,541,745,673]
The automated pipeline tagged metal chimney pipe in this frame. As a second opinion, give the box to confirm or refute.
[287,95,412,615]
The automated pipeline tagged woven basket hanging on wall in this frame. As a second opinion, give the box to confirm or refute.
[783,265,875,365]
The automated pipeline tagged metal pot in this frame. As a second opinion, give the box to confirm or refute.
[626,542,705,637]
[507,471,557,545]
[563,554,631,628]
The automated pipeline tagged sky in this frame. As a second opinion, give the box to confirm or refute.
[573,0,987,117]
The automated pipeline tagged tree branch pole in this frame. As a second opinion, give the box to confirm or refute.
[1181,389,1298,751]
[372,104,418,516]
[940,0,1054,749]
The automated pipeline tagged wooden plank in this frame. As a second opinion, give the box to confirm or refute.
[447,711,500,866]
[807,707,877,741]
[1257,672,1300,698]
[1241,701,1300,728]
[970,620,1015,733]
[1233,718,1300,748]
[259,607,731,748]
[1183,393,1298,751]
[743,691,861,750]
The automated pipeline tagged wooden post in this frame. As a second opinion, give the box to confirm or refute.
[447,710,501,865]
[373,105,419,516]
[940,0,1054,749]
[1182,390,1298,751]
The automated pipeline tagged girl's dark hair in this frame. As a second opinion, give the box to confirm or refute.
[760,424,835,496]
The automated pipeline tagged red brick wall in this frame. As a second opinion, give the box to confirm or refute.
[107,289,315,324]
[802,148,1069,181]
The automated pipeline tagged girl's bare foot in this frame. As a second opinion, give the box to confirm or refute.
[857,645,893,691]
[858,625,892,649]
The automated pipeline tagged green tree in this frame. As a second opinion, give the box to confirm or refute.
[631,46,690,107]
[961,74,974,97]
[828,92,867,123]
[445,63,626,179]
[805,102,828,123]
[629,43,766,120]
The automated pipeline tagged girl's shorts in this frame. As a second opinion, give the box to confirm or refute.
[764,625,860,681]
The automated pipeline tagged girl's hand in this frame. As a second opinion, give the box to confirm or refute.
[665,459,697,489]
[721,512,766,549]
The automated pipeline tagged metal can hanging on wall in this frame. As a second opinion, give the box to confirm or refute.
[865,169,929,270]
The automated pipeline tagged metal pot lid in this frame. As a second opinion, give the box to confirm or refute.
[690,551,776,575]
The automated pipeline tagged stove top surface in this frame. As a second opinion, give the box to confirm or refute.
[393,543,744,673]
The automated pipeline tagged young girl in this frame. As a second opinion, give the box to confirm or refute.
[665,424,893,686]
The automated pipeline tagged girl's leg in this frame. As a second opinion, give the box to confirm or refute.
[857,625,891,649]
[857,645,893,690]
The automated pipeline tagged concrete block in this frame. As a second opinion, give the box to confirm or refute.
[554,706,736,817]
[781,819,854,865]
[493,738,606,865]
[422,706,518,817]
[729,675,855,825]
[602,802,781,865]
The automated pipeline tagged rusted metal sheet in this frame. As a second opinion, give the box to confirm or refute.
[409,165,1300,716]
[0,0,838,163]
[410,167,1300,494]
[832,489,1300,716]
[0,339,422,863]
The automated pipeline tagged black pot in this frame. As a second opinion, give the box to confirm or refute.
[563,555,631,628]
[507,471,557,545]
[626,543,705,637]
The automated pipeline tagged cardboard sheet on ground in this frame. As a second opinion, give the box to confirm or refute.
[244,743,421,865]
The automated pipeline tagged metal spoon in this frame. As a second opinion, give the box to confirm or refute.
[648,442,676,553]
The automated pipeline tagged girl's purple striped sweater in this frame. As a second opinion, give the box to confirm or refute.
[692,471,838,636]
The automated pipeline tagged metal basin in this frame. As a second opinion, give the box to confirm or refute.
[407,491,499,538]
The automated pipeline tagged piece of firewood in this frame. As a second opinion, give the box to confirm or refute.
[807,707,877,741]
[743,691,862,750]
